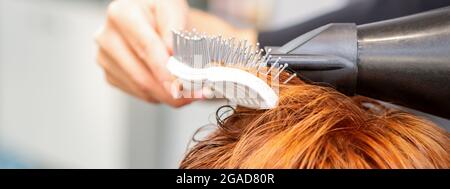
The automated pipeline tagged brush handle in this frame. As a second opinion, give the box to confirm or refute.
[166,57,279,109]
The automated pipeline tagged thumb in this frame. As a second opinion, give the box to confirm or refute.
[154,0,189,52]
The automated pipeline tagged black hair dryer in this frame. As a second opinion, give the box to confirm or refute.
[269,6,450,119]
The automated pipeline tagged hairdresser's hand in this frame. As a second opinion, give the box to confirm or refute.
[95,0,193,107]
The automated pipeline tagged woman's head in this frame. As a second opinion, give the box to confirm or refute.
[180,77,449,169]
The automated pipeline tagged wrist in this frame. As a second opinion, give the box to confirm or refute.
[186,8,258,44]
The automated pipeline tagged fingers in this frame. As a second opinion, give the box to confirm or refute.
[96,22,193,107]
[105,70,159,104]
[96,22,154,94]
[107,0,164,61]
[107,0,172,82]
[96,0,194,108]
[153,0,189,50]
[97,49,158,103]
[98,48,192,107]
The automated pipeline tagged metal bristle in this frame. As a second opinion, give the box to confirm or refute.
[265,60,278,75]
[273,63,288,79]
[283,73,297,84]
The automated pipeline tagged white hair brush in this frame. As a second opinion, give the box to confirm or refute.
[166,30,297,109]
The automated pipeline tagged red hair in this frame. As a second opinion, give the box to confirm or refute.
[180,74,449,169]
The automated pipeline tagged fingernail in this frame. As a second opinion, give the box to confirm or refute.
[201,87,215,99]
[164,80,181,99]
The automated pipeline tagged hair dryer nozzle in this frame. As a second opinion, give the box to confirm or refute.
[268,23,358,95]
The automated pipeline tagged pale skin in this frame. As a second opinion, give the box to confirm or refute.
[95,0,257,107]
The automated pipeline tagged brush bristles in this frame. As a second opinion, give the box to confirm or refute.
[172,29,297,85]
[173,29,267,68]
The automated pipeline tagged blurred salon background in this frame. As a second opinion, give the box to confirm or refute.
[0,0,448,168]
